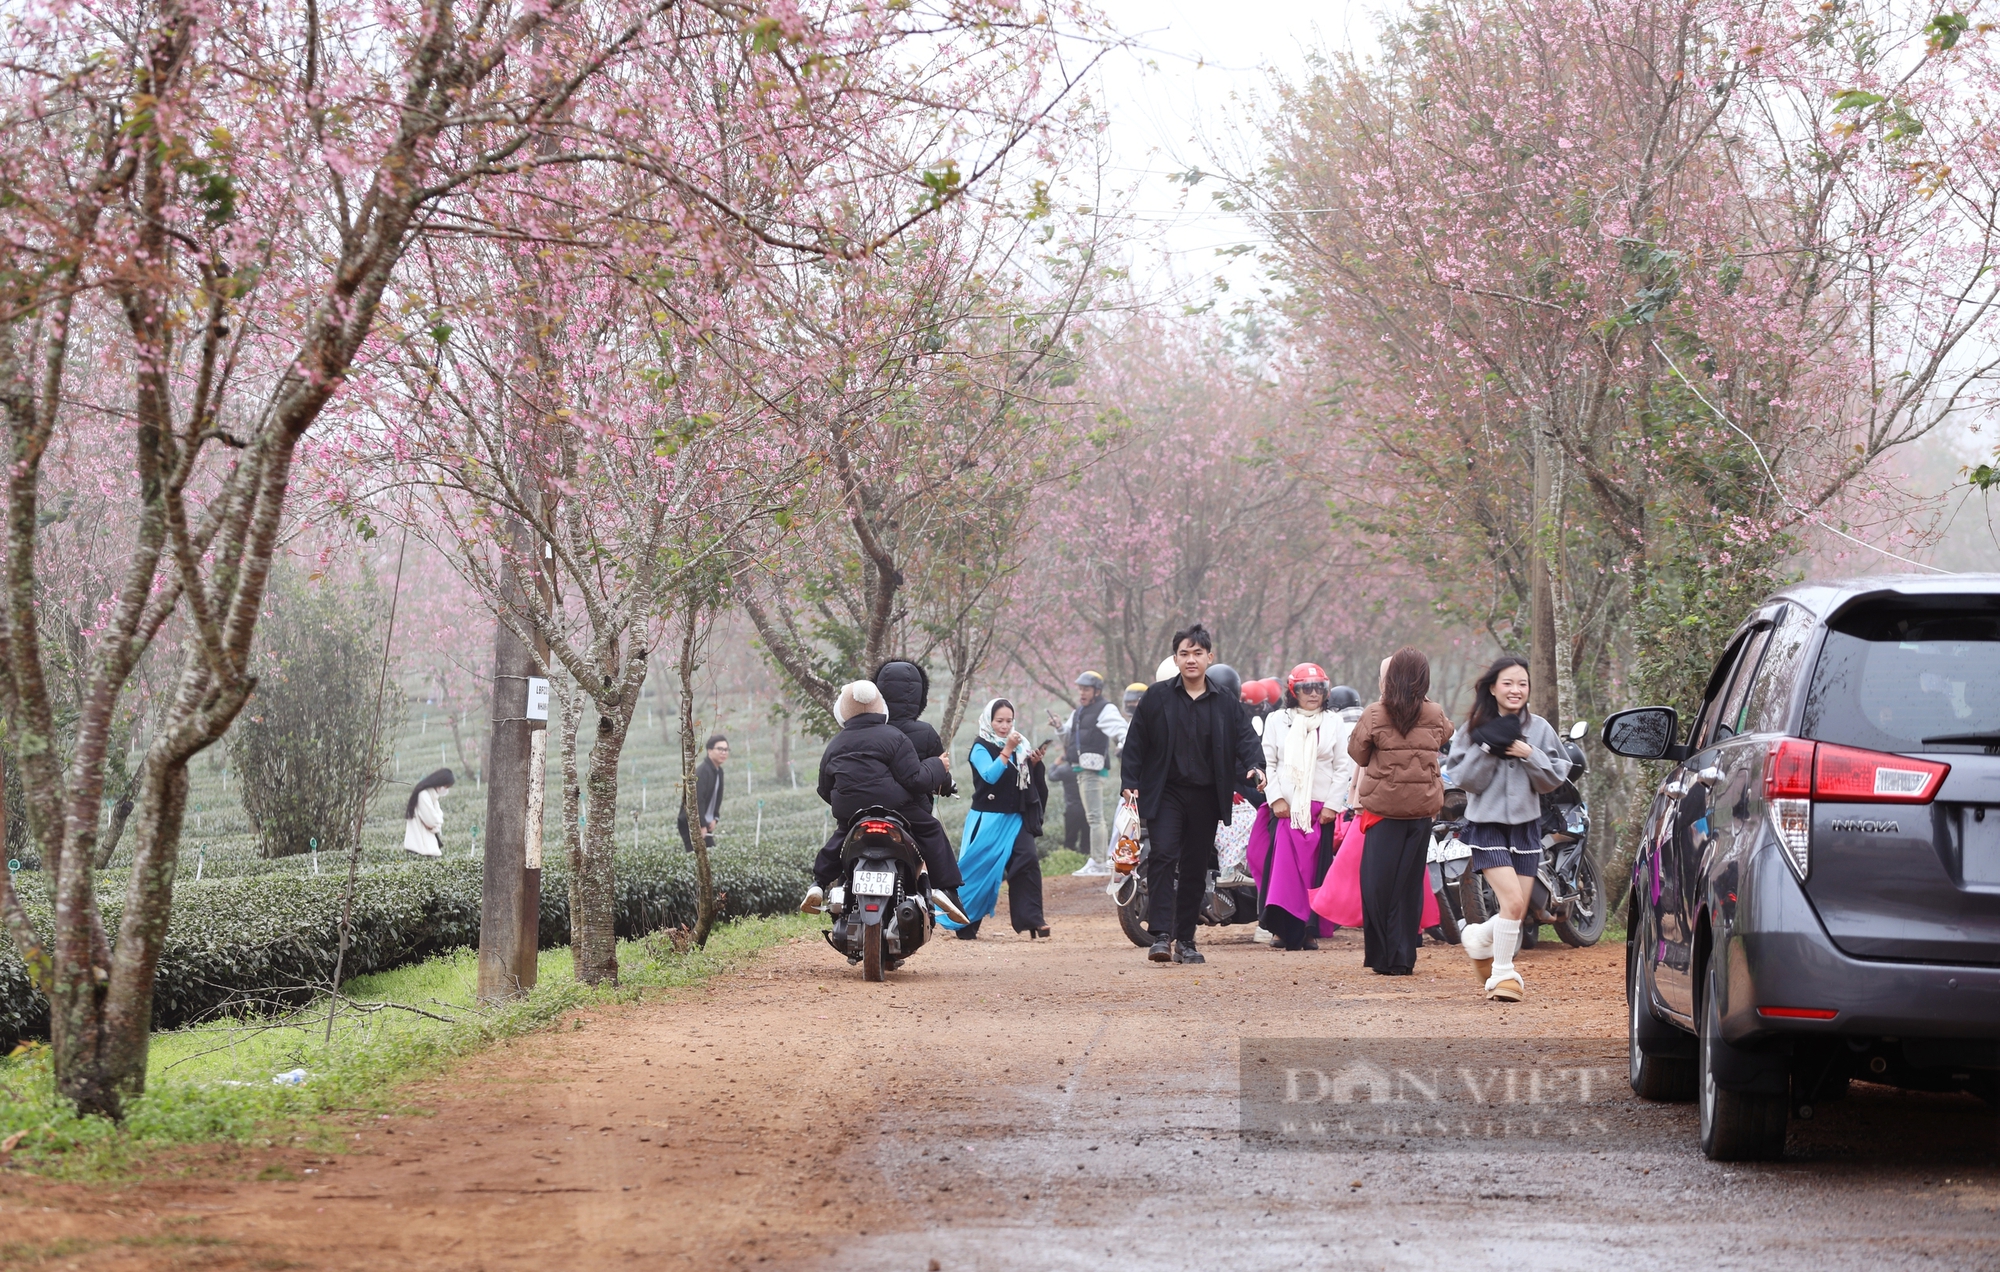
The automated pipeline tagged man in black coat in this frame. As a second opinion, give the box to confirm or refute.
[804,679,959,915]
[870,660,962,890]
[1119,623,1265,965]
[677,735,728,852]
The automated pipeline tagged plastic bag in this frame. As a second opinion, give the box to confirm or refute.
[1110,798,1143,873]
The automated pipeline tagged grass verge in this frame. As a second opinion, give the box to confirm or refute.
[1039,848,1086,876]
[0,912,821,1180]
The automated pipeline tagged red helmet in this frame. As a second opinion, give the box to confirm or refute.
[1253,678,1282,705]
[1287,663,1330,691]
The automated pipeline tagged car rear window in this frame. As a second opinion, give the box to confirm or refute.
[1801,598,2000,753]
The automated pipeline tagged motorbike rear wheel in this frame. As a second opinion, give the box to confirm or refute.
[1430,875,1462,945]
[1458,871,1490,927]
[1115,874,1152,947]
[862,921,885,982]
[1553,850,1607,947]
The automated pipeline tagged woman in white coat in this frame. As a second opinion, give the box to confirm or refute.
[1254,664,1357,950]
[403,768,455,858]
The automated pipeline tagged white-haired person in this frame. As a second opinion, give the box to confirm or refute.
[802,680,965,921]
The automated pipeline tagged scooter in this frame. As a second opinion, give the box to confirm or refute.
[821,807,951,981]
[1107,802,1261,947]
[1425,785,1474,945]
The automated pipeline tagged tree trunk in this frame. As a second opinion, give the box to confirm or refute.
[558,676,583,953]
[92,788,137,871]
[773,704,791,781]
[1527,408,1563,725]
[574,702,625,985]
[679,616,718,947]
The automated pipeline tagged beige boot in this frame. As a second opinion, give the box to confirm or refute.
[1485,972,1524,1002]
[1472,956,1493,985]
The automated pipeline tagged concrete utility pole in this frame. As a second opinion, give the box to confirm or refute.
[478,522,550,1003]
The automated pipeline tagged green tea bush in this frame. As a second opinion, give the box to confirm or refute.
[0,840,812,1051]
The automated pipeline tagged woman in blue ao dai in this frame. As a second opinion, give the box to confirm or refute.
[939,698,1050,940]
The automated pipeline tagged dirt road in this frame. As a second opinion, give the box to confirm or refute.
[5,875,1997,1270]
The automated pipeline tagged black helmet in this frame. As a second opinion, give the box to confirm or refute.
[1327,685,1361,711]
[1207,663,1242,701]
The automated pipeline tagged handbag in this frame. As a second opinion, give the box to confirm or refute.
[1110,797,1143,873]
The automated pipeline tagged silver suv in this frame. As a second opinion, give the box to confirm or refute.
[1603,576,2000,1160]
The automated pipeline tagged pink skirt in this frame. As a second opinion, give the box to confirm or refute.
[1310,814,1440,929]
[1259,803,1327,924]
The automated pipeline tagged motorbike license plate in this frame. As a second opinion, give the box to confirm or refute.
[852,869,897,896]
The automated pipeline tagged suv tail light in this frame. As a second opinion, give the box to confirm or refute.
[1812,743,1949,803]
[1765,738,1815,799]
[1760,739,1950,883]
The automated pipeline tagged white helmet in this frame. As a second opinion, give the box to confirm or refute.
[1156,656,1177,682]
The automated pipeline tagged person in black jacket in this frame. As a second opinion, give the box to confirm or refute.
[870,660,961,891]
[802,680,959,915]
[1120,624,1266,965]
[939,699,1050,940]
[677,735,728,852]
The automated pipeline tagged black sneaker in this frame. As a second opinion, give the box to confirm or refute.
[1173,941,1206,965]
[1148,937,1173,963]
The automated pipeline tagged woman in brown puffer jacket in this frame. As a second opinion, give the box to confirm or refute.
[1346,647,1454,974]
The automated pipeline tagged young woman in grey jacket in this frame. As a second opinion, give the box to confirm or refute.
[1443,656,1570,1003]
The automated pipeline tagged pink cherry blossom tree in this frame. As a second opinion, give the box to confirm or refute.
[1252,0,2000,726]
[728,193,1105,740]
[0,0,1092,1115]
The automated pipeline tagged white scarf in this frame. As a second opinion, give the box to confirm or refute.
[1281,707,1324,831]
[976,697,1030,789]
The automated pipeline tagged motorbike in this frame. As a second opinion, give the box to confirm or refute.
[821,807,940,981]
[1425,786,1474,945]
[1108,801,1262,946]
[1431,720,1606,949]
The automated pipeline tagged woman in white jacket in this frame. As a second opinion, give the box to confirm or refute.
[1253,664,1357,950]
[403,768,455,858]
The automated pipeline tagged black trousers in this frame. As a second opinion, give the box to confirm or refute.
[952,831,1045,938]
[1144,783,1220,945]
[1064,804,1089,856]
[1360,815,1431,974]
[812,808,961,890]
[676,812,713,853]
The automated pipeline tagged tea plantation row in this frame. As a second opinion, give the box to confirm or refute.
[0,842,815,1051]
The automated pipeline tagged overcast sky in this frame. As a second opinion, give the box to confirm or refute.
[1078,0,1376,302]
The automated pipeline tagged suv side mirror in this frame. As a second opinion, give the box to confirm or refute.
[1601,707,1686,761]
[1568,720,1589,741]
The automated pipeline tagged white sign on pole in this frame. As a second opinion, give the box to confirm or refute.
[526,677,551,721]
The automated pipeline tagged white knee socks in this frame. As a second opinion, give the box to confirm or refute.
[1486,918,1524,989]
[1461,916,1498,960]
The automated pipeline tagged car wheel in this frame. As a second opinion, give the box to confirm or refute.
[1627,928,1696,1101]
[1698,957,1788,1160]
